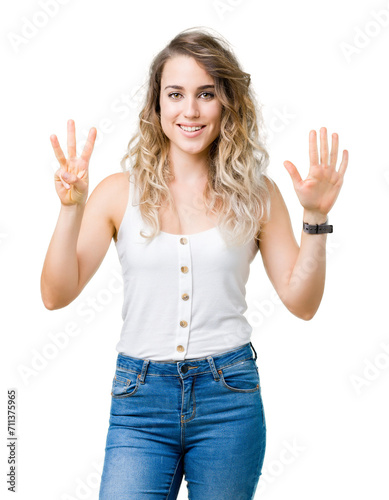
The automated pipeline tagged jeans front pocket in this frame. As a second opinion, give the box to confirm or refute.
[218,359,260,393]
[111,367,141,398]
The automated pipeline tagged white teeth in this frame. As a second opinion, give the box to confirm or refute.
[179,125,203,132]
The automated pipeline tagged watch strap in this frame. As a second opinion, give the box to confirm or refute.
[303,220,333,234]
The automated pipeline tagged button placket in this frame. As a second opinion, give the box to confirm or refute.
[177,235,192,358]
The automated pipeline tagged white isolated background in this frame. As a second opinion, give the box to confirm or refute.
[1,0,388,499]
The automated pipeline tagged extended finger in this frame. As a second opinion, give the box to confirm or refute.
[80,127,97,163]
[50,134,67,167]
[284,161,303,188]
[309,130,319,167]
[329,133,339,169]
[338,150,349,177]
[67,119,77,159]
[319,127,329,166]
[54,168,71,189]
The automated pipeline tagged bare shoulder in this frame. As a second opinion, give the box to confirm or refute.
[94,170,130,191]
[258,174,297,253]
[263,174,279,200]
[254,175,279,245]
[261,176,288,228]
[88,171,131,242]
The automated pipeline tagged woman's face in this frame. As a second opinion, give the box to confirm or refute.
[159,55,222,161]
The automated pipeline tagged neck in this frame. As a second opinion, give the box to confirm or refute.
[168,146,210,185]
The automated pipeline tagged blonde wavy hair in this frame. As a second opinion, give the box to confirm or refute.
[120,26,273,247]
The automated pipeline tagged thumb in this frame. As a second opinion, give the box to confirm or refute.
[61,170,86,191]
[283,161,302,188]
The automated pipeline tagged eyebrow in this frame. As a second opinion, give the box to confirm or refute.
[164,85,215,91]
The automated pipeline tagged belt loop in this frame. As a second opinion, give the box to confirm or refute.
[139,359,150,383]
[206,355,220,381]
[250,341,257,361]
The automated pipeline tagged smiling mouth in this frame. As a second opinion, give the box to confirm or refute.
[178,125,206,132]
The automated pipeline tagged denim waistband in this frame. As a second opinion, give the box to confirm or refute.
[116,342,258,380]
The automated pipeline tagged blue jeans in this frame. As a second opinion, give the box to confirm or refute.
[99,342,266,499]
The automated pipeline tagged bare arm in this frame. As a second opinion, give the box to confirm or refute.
[41,202,86,309]
[259,182,327,320]
[259,128,348,320]
[41,119,118,310]
[40,176,118,309]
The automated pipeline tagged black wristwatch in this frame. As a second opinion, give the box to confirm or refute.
[303,220,333,234]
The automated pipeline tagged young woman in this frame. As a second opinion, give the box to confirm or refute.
[41,27,348,499]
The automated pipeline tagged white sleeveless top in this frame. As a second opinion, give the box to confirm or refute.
[114,176,259,361]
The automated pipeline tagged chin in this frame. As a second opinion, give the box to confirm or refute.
[180,145,209,156]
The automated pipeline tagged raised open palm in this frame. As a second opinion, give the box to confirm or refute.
[50,119,97,206]
[283,127,349,216]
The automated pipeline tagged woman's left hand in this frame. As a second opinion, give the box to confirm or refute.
[283,127,349,216]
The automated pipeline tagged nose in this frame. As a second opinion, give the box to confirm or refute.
[183,96,200,119]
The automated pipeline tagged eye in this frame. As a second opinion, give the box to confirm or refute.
[168,92,182,100]
[199,92,215,99]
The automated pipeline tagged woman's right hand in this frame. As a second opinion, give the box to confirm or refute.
[51,119,97,206]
